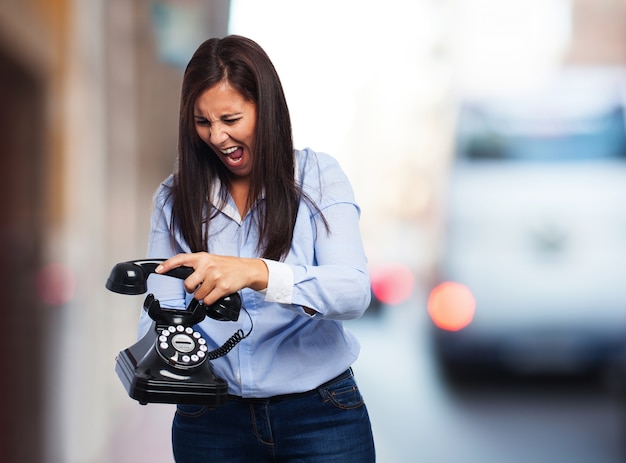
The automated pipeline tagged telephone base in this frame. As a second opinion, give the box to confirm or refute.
[116,346,229,406]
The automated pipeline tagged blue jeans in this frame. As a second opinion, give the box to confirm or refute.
[172,369,376,462]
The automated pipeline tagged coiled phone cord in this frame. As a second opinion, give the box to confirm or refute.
[207,306,253,360]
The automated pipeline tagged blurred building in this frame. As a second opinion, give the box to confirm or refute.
[0,1,227,461]
[0,0,625,462]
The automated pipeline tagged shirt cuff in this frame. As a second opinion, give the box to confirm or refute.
[260,259,293,304]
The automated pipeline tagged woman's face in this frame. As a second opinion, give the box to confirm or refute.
[194,81,257,180]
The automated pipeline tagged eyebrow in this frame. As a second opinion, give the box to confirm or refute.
[193,112,243,121]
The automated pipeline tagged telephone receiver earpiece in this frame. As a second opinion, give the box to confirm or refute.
[106,259,241,322]
[106,259,193,295]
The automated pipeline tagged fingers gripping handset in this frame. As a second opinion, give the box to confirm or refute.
[106,259,251,406]
[106,259,242,321]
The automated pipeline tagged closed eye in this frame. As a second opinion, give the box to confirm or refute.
[193,116,242,126]
[194,117,210,126]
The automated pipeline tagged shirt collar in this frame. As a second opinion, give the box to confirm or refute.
[208,176,268,224]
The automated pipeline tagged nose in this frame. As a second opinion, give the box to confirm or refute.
[209,122,229,145]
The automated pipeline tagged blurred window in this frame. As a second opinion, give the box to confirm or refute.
[457,103,626,162]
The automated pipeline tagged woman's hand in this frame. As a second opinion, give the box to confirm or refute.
[155,252,268,306]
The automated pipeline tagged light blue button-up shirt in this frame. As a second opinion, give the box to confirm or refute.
[139,148,371,397]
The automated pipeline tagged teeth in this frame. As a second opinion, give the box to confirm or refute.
[220,147,238,155]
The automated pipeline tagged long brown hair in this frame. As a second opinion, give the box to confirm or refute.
[171,35,303,260]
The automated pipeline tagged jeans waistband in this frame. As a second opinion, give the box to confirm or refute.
[228,368,353,403]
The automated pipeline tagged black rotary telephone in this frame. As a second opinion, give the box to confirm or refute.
[106,259,250,406]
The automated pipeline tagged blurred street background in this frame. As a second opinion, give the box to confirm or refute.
[2,0,626,462]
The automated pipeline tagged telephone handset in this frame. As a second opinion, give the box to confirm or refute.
[106,259,250,406]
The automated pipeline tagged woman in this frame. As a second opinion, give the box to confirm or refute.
[141,35,375,462]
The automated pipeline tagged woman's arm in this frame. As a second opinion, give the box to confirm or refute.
[264,200,371,320]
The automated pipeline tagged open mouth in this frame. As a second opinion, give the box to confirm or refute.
[220,146,244,165]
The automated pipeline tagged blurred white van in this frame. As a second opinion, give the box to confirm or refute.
[429,67,626,383]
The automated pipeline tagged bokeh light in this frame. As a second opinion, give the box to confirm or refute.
[370,263,416,305]
[36,263,77,306]
[427,281,476,331]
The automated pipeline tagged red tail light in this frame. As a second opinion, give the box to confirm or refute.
[370,263,415,305]
[427,281,476,331]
